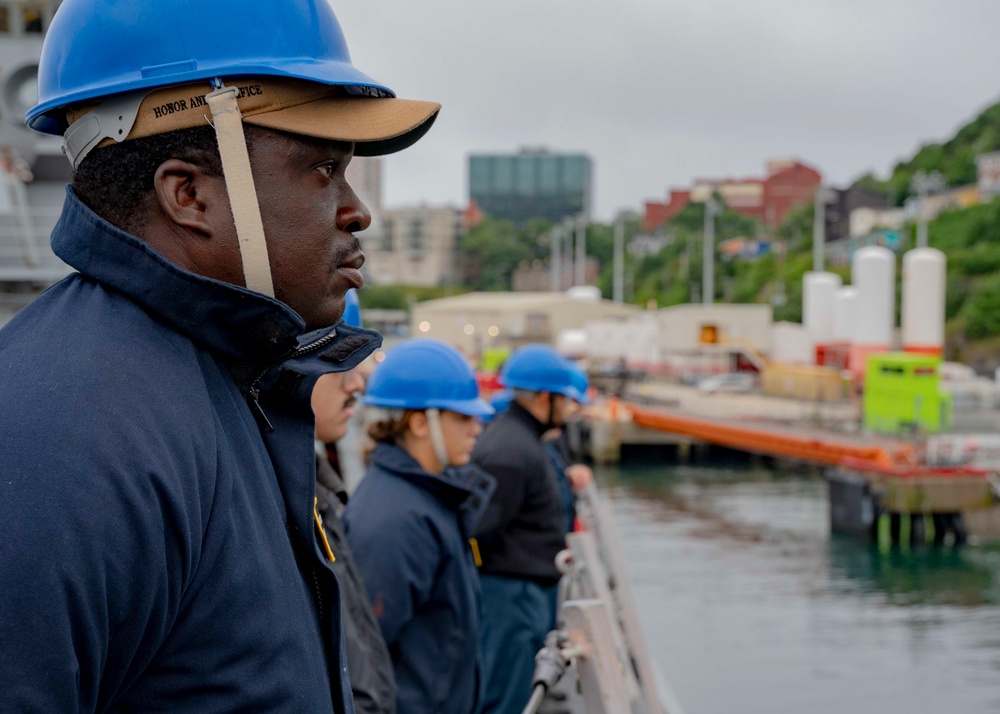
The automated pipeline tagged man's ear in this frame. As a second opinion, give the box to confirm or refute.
[153,159,218,237]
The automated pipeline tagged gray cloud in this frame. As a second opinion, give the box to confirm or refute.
[336,0,1000,220]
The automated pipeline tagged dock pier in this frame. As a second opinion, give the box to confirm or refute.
[586,387,1000,545]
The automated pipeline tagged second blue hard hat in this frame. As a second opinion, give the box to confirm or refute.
[364,339,494,417]
[500,344,587,403]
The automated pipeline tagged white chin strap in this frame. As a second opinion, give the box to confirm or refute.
[62,80,274,298]
[205,81,275,297]
[425,408,451,472]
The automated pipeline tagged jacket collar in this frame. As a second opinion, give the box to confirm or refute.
[52,188,305,363]
[505,400,549,438]
[370,443,496,534]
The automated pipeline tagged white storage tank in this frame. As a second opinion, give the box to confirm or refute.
[902,247,946,355]
[566,285,601,302]
[556,328,588,358]
[803,271,842,347]
[832,286,858,342]
[852,246,895,348]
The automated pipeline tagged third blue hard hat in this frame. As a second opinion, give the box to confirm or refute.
[364,340,494,417]
[500,344,587,403]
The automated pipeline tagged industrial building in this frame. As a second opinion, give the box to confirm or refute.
[643,159,822,231]
[410,289,638,356]
[585,303,773,378]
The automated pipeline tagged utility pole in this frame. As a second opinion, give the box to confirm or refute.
[613,214,625,302]
[812,186,835,272]
[550,225,561,291]
[912,170,945,248]
[575,214,587,286]
[702,197,719,304]
[563,218,574,287]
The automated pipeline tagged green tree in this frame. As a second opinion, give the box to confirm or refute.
[457,217,550,291]
[962,274,1000,339]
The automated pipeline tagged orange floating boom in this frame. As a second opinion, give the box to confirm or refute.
[627,404,916,469]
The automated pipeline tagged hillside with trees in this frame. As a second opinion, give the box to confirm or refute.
[361,96,1000,364]
[852,97,1000,205]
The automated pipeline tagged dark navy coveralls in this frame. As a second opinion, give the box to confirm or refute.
[344,443,495,714]
[0,190,378,712]
[473,402,568,714]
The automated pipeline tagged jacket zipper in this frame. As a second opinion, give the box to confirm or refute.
[248,330,346,655]
[246,329,341,432]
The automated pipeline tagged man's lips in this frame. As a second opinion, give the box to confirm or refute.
[338,253,365,289]
[340,254,365,270]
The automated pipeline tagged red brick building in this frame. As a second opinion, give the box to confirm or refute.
[643,159,822,232]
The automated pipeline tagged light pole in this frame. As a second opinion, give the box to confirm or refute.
[911,170,945,248]
[613,214,625,302]
[575,214,587,286]
[563,217,574,287]
[702,197,720,304]
[813,186,837,272]
[550,225,561,291]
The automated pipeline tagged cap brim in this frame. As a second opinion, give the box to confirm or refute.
[245,96,441,156]
[438,399,495,418]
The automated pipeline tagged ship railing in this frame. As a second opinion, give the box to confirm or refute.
[0,203,70,280]
[527,485,685,714]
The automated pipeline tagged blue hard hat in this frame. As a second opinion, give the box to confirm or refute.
[569,364,591,406]
[364,340,494,417]
[500,344,587,403]
[343,289,362,329]
[27,0,422,148]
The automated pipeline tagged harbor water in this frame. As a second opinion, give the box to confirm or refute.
[603,462,1000,714]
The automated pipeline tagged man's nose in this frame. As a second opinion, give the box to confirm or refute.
[338,185,371,233]
[344,369,365,394]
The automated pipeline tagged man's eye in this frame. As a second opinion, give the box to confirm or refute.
[319,163,338,179]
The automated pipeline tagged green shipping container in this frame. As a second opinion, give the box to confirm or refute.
[863,353,952,434]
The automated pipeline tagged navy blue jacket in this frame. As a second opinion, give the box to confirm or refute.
[343,444,495,714]
[474,403,567,587]
[0,190,380,713]
[544,437,577,534]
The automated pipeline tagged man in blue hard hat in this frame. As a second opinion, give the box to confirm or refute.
[472,344,588,714]
[0,1,438,712]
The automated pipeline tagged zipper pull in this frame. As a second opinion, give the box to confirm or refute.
[248,386,274,432]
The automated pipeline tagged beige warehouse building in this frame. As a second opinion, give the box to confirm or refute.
[410,289,640,356]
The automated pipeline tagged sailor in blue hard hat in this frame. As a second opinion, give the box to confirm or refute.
[470,344,589,714]
[0,0,438,711]
[342,339,496,714]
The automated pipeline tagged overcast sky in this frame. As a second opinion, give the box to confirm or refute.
[336,1,1000,222]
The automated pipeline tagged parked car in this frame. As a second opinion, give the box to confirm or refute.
[697,373,755,395]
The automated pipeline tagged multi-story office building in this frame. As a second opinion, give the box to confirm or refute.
[362,204,463,287]
[468,147,592,225]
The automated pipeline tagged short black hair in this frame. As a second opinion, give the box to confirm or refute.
[72,125,224,234]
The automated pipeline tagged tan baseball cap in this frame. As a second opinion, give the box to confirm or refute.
[67,76,441,157]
